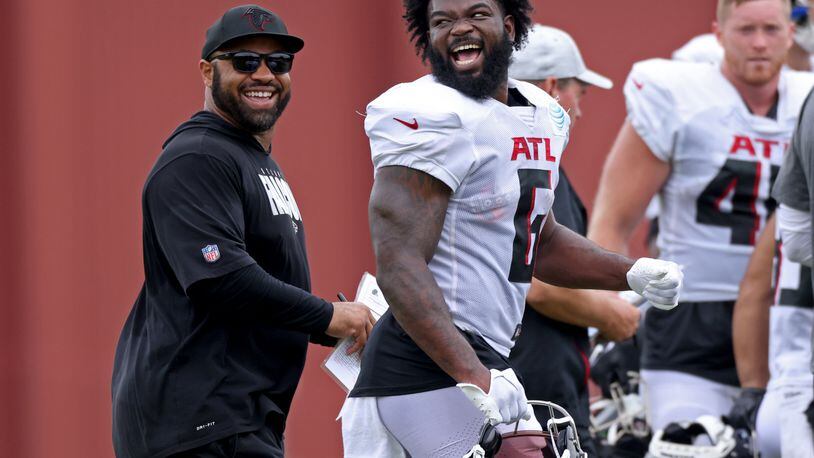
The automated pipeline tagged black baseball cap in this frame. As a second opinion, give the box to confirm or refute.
[202,5,305,59]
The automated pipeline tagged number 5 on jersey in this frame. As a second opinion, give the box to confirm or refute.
[509,169,552,283]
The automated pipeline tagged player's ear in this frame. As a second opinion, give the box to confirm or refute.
[540,77,557,96]
[712,20,723,44]
[503,14,515,43]
[200,59,214,88]
[786,19,796,50]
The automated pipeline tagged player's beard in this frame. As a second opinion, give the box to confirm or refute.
[744,58,784,86]
[211,66,291,134]
[428,31,513,100]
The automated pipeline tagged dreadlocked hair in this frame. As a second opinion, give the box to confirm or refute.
[403,0,534,61]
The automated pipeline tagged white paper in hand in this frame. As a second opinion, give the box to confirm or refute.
[321,272,389,392]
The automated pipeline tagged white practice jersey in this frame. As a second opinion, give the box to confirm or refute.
[769,227,813,385]
[626,59,814,301]
[365,75,568,356]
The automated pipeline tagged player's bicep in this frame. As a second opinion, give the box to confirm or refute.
[589,121,669,249]
[369,166,451,263]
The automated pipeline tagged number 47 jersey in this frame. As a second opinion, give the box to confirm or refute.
[626,58,814,302]
[365,75,567,357]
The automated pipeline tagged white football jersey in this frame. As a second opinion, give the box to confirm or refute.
[769,227,813,384]
[626,59,814,301]
[365,75,568,356]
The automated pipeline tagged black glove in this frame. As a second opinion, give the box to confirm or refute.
[725,387,766,431]
[591,339,641,398]
[806,399,814,430]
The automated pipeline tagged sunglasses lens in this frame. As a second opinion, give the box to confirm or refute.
[232,53,262,73]
[220,52,293,74]
[267,54,293,74]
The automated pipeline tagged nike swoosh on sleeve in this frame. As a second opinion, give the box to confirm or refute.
[393,117,419,130]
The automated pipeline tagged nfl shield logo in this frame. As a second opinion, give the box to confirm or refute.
[201,244,221,263]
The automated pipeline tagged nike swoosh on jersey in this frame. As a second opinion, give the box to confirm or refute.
[393,117,419,130]
[632,79,644,90]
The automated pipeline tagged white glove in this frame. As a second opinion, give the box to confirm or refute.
[462,445,486,458]
[457,368,532,426]
[617,289,646,307]
[626,258,683,310]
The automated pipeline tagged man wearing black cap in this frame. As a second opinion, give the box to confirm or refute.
[111,5,374,457]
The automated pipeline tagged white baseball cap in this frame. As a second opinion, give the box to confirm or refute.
[509,24,613,89]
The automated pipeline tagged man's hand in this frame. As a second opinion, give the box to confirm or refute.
[725,387,765,431]
[626,258,683,309]
[325,302,375,355]
[597,293,641,342]
[457,368,533,426]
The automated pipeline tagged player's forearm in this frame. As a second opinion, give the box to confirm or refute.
[376,252,488,387]
[535,221,634,291]
[526,281,608,329]
[733,291,771,388]
[733,220,774,388]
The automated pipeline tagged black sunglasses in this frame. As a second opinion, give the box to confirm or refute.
[209,51,294,74]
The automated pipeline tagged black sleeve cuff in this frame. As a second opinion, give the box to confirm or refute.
[309,333,339,347]
[308,302,339,346]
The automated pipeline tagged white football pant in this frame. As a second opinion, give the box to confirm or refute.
[341,386,485,458]
[756,381,814,458]
[640,369,741,432]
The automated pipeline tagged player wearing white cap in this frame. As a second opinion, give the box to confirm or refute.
[589,0,814,431]
[506,24,636,457]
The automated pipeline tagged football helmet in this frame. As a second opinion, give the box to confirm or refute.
[496,400,588,458]
[590,377,650,447]
[464,423,503,458]
[589,337,651,458]
[647,415,758,458]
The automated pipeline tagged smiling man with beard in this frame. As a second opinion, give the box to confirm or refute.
[339,1,683,457]
[111,5,375,458]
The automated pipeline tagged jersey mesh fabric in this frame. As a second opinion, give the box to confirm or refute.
[769,227,813,384]
[625,59,814,302]
[365,76,566,356]
[443,103,555,355]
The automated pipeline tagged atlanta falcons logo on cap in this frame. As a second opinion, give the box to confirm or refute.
[243,7,274,31]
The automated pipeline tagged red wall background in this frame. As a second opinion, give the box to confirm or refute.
[0,1,714,456]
